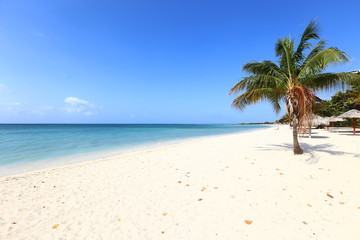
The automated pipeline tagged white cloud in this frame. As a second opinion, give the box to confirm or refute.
[65,97,90,105]
[0,83,5,91]
[64,97,99,116]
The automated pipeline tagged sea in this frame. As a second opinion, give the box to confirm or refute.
[0,124,268,177]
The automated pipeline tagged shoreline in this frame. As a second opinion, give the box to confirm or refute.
[0,125,269,179]
[1,125,359,239]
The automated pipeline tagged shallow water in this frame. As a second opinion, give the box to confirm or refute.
[0,124,268,176]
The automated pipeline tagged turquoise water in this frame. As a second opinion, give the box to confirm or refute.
[0,124,267,176]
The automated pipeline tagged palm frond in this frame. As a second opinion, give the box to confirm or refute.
[242,61,287,79]
[275,38,296,79]
[232,88,283,112]
[298,47,349,79]
[347,72,360,88]
[301,72,359,91]
[268,95,284,113]
[229,74,285,95]
[294,19,320,62]
[300,40,327,67]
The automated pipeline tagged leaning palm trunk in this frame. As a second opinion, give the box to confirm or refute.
[286,94,307,154]
[286,86,316,154]
[291,116,303,154]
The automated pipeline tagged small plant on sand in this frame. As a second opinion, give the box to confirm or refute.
[230,19,360,154]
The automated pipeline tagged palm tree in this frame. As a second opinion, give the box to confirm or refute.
[230,20,360,154]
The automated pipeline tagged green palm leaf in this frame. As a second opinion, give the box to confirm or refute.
[303,72,359,91]
[298,48,349,79]
[232,88,283,113]
[275,37,296,78]
[294,19,320,62]
[230,74,285,95]
[242,61,287,78]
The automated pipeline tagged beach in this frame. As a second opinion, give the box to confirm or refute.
[0,125,359,240]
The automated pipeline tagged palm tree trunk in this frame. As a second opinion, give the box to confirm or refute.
[292,117,304,155]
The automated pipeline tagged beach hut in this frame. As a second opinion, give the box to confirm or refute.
[328,116,345,133]
[338,109,360,135]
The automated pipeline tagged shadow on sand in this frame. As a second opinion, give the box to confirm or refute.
[256,142,359,164]
[259,143,351,156]
[337,131,360,136]
[298,132,330,139]
[300,135,329,139]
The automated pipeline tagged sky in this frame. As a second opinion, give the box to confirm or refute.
[0,0,359,124]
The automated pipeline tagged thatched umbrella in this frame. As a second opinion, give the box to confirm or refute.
[303,114,330,138]
[311,114,330,127]
[328,116,345,133]
[329,116,345,122]
[338,109,360,135]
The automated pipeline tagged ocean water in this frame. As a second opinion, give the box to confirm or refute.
[0,124,268,176]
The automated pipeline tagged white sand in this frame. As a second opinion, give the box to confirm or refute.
[0,125,359,240]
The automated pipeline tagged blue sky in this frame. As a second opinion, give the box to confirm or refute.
[0,0,359,123]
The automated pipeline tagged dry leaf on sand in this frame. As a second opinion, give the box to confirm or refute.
[326,193,334,198]
[244,220,253,225]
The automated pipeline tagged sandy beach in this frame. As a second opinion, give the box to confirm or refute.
[0,125,359,240]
